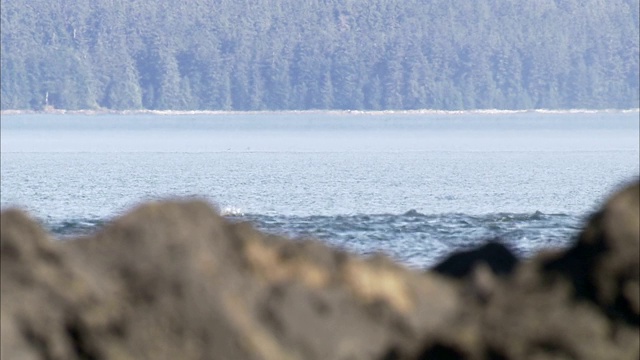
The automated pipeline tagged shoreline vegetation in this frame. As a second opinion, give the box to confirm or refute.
[2,108,639,117]
[2,1,637,111]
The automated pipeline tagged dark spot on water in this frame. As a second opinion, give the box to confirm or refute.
[403,209,423,217]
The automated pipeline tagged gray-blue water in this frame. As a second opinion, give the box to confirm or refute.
[1,110,638,268]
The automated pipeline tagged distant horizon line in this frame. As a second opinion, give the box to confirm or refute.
[1,108,639,116]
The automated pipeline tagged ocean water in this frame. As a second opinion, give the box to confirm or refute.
[1,110,638,268]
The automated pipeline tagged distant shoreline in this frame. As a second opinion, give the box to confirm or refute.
[1,108,639,116]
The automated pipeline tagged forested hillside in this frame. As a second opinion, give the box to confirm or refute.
[1,0,638,111]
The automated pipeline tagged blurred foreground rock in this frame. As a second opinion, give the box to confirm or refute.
[1,181,638,360]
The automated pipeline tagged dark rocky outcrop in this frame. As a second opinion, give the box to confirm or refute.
[542,182,640,326]
[1,181,638,360]
[431,241,519,279]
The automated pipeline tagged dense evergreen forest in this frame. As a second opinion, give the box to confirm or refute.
[1,0,638,111]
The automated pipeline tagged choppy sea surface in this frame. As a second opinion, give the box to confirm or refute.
[1,110,638,268]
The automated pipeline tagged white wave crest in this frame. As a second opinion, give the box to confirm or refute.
[220,206,245,216]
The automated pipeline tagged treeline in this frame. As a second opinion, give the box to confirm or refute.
[1,0,638,111]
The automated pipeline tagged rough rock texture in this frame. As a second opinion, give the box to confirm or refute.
[1,181,638,360]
